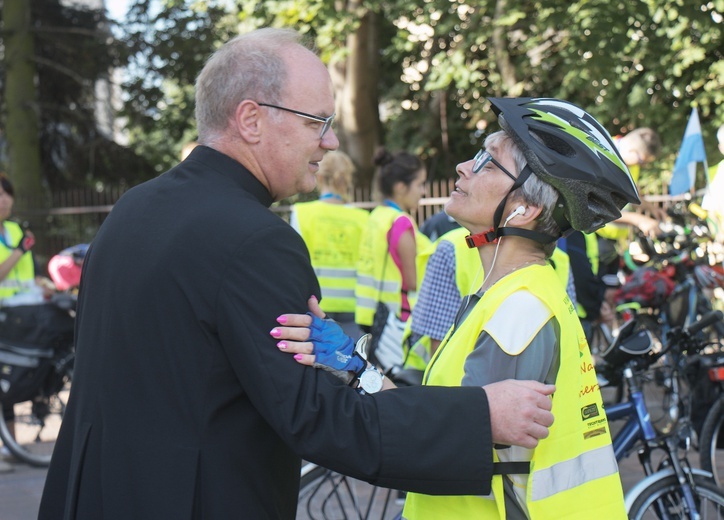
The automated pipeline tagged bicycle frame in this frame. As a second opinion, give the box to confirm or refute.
[608,367,703,516]
[607,382,657,463]
[606,334,718,517]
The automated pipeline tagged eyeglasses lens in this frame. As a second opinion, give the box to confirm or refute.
[473,150,492,174]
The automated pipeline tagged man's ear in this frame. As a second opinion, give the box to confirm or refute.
[235,100,262,144]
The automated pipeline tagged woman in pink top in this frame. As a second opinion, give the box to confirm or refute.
[357,148,427,328]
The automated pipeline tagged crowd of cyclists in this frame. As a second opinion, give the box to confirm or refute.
[286,111,724,518]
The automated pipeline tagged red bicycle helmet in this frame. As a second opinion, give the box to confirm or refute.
[489,97,641,234]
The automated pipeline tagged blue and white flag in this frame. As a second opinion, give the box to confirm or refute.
[669,108,708,195]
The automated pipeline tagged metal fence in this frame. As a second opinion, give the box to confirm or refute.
[13,179,679,274]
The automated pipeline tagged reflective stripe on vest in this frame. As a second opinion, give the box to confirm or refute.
[530,444,619,501]
[405,264,625,519]
[295,201,369,313]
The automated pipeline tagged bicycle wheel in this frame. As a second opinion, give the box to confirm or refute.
[700,396,724,487]
[297,462,403,520]
[628,473,724,519]
[0,363,72,467]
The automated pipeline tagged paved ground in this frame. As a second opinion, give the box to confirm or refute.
[0,442,695,520]
[0,384,714,519]
[0,460,47,520]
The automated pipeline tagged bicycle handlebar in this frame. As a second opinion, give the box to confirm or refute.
[684,310,724,337]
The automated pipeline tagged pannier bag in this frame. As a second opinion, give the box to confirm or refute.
[0,303,75,405]
[0,345,54,405]
[0,303,75,349]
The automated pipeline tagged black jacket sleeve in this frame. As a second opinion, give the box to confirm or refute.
[217,222,494,496]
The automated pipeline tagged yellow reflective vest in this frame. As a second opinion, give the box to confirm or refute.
[0,221,36,300]
[403,227,482,369]
[405,240,571,371]
[355,205,430,326]
[294,201,369,313]
[403,264,625,520]
[576,232,600,319]
[548,247,570,292]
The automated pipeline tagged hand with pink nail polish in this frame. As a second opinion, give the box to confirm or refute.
[272,295,327,366]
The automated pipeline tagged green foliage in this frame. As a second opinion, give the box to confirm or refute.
[116,0,722,194]
[119,0,238,173]
[0,0,153,190]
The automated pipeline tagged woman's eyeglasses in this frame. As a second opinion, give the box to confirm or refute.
[257,103,335,139]
[472,149,517,182]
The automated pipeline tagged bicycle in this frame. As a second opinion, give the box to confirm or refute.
[297,461,402,520]
[0,293,75,467]
[696,352,724,487]
[601,310,724,518]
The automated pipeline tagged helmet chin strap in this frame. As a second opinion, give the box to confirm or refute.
[464,165,559,248]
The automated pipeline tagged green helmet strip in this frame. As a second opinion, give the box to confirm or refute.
[528,107,629,177]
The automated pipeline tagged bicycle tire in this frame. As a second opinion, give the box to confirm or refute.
[700,396,724,487]
[297,462,403,520]
[628,473,724,519]
[0,364,72,467]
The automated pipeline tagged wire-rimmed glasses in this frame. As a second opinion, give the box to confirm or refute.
[472,149,517,182]
[257,103,335,139]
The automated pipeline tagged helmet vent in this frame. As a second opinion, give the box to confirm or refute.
[530,129,575,157]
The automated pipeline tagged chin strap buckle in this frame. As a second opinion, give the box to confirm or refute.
[465,228,498,248]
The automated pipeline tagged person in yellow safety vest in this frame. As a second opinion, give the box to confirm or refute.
[0,176,37,301]
[402,225,576,373]
[0,173,39,474]
[561,230,620,344]
[400,226,481,371]
[277,97,638,519]
[354,148,430,333]
[595,128,664,275]
[291,151,369,339]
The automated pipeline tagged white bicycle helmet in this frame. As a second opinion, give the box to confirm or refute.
[489,97,641,234]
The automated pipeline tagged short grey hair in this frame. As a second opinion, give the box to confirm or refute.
[484,130,561,256]
[194,28,314,143]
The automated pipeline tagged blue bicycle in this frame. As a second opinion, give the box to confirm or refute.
[297,311,724,520]
[602,310,724,519]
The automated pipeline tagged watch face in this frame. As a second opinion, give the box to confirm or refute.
[359,368,383,394]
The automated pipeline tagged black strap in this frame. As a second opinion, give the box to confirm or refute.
[497,227,558,244]
[493,461,531,475]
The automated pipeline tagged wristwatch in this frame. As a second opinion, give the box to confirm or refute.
[357,364,384,394]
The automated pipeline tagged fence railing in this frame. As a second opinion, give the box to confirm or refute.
[12,179,690,272]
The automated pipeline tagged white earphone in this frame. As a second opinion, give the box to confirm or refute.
[504,205,526,225]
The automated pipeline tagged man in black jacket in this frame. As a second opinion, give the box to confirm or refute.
[39,28,554,519]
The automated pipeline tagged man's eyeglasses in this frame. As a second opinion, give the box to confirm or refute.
[257,103,335,139]
[472,149,517,182]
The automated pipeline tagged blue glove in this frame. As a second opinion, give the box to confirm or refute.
[307,313,366,374]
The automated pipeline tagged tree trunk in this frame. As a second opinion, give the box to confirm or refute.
[492,0,523,95]
[3,0,46,212]
[332,6,381,195]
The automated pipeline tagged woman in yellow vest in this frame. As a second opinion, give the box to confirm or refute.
[275,98,640,518]
[291,151,369,338]
[0,173,38,473]
[354,148,430,342]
